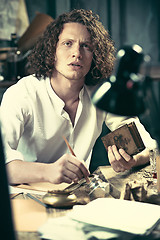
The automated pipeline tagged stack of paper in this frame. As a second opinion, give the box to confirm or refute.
[38,198,160,239]
[69,198,160,235]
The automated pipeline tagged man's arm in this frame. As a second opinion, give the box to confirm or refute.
[6,154,90,185]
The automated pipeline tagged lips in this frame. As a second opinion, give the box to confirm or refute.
[71,63,81,66]
[68,62,82,68]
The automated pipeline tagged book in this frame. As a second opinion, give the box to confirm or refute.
[101,122,145,156]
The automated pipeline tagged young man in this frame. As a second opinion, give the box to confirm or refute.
[1,9,156,185]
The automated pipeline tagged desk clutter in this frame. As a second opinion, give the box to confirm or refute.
[10,165,160,240]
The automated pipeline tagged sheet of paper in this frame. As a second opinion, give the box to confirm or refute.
[9,185,46,196]
[9,181,70,195]
[38,216,86,240]
[38,215,119,240]
[69,198,160,235]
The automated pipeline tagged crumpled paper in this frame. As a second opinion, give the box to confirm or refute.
[120,179,160,203]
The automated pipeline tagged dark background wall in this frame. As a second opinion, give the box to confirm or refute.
[25,0,160,64]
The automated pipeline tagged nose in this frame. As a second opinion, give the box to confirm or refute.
[72,44,82,59]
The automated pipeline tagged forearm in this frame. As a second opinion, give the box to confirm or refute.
[6,154,90,185]
[6,160,48,185]
[133,148,150,167]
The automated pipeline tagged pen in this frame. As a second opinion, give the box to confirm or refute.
[63,136,90,183]
[26,193,46,207]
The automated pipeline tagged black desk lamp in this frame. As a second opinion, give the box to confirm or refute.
[92,44,146,116]
[92,44,160,147]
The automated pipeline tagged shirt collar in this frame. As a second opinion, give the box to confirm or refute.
[45,78,65,114]
[45,78,86,115]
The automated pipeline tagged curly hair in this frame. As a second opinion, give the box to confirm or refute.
[28,9,116,86]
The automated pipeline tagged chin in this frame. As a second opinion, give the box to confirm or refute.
[68,74,85,81]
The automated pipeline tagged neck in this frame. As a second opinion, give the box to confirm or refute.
[50,75,84,125]
[50,75,84,103]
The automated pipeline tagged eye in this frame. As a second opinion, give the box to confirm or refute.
[81,43,89,48]
[64,41,72,47]
[81,43,92,51]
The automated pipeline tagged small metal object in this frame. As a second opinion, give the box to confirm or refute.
[86,174,109,195]
[87,174,121,199]
[42,190,77,208]
[42,176,89,208]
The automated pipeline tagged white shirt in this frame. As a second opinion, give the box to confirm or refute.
[0,75,156,168]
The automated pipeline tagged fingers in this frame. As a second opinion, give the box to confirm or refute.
[108,146,126,172]
[65,161,84,181]
[68,156,90,180]
[58,154,90,183]
[108,145,136,172]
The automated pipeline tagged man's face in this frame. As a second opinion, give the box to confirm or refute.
[53,22,93,83]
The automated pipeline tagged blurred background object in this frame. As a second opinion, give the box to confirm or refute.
[17,12,54,54]
[0,0,29,41]
[0,0,54,82]
[0,0,29,82]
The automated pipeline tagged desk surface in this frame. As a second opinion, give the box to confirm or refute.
[12,165,160,240]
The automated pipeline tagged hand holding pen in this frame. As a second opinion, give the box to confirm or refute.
[63,136,90,183]
[39,137,90,185]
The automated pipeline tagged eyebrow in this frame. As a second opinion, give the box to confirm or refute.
[62,37,91,43]
[60,37,92,43]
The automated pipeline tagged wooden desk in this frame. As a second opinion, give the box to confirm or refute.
[12,165,160,240]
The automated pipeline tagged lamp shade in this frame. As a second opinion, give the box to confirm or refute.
[91,45,146,116]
